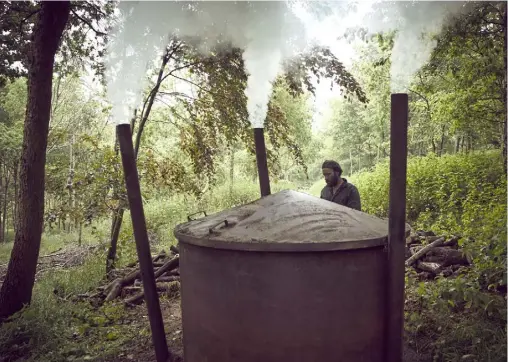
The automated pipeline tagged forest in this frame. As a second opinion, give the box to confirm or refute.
[0,1,506,362]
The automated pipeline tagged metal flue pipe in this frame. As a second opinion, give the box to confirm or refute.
[385,94,409,362]
[253,128,271,197]
[117,124,171,362]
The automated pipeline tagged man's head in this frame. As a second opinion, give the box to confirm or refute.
[322,160,342,187]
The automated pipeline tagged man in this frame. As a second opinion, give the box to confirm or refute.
[320,160,361,211]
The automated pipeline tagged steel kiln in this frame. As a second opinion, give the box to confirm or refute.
[174,190,410,362]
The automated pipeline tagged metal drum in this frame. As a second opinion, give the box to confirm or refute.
[174,190,405,362]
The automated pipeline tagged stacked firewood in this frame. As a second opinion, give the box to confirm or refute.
[77,246,180,306]
[405,231,471,280]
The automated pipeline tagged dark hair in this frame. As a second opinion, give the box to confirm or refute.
[322,160,342,176]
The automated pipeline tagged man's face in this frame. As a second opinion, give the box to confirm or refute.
[322,167,339,187]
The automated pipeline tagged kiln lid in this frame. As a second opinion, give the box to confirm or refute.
[174,189,408,252]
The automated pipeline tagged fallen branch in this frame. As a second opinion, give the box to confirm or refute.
[125,281,179,306]
[39,248,64,258]
[405,237,444,266]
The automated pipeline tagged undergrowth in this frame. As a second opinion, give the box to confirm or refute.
[351,151,507,361]
[0,153,506,361]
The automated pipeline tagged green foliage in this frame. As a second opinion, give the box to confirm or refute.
[0,1,114,82]
[0,252,106,361]
[353,150,506,303]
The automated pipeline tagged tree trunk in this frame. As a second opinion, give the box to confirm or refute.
[106,207,124,275]
[439,125,446,156]
[455,136,461,153]
[12,160,18,234]
[349,150,353,174]
[502,3,507,173]
[229,147,234,198]
[0,1,70,320]
[78,222,83,246]
[0,160,3,243]
[2,167,9,243]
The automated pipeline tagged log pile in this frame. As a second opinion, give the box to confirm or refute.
[77,246,180,306]
[405,231,470,280]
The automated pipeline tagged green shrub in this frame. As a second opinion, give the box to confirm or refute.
[351,151,507,289]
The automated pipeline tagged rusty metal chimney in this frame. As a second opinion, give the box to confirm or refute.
[385,93,409,362]
[253,128,271,197]
[116,124,171,362]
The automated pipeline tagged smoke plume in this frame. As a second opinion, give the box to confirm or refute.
[105,1,468,128]
[361,1,467,92]
[105,1,306,127]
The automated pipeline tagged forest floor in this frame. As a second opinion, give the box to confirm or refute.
[0,242,505,362]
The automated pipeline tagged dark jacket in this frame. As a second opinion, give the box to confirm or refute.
[320,178,361,211]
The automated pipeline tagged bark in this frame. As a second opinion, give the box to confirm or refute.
[0,1,70,320]
[106,208,124,275]
[2,169,8,243]
[229,147,234,198]
[11,160,17,234]
[439,125,446,156]
[424,247,469,267]
[502,3,507,172]
[415,261,442,274]
[0,161,3,243]
[405,237,444,266]
[78,222,82,246]
[154,256,179,278]
[134,48,171,157]
[170,245,179,254]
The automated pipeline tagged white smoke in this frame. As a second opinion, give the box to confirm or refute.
[360,1,467,92]
[105,1,468,128]
[105,1,307,127]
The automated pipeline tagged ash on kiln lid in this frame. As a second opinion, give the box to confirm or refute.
[174,190,408,252]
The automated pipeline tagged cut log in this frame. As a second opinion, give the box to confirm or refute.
[417,272,435,280]
[124,281,179,305]
[425,235,445,243]
[154,256,179,278]
[105,280,123,302]
[156,276,179,283]
[152,250,167,263]
[405,247,411,259]
[405,237,444,266]
[441,266,454,277]
[124,291,145,305]
[410,245,424,256]
[416,261,442,274]
[123,286,142,293]
[121,268,142,286]
[442,236,460,249]
[424,247,469,267]
[170,245,179,254]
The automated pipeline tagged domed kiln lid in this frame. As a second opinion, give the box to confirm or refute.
[174,190,408,252]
